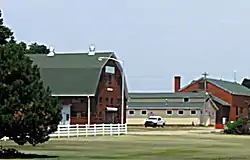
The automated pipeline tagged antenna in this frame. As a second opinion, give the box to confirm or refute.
[234,70,237,82]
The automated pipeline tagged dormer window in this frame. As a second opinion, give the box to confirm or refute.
[183,97,189,102]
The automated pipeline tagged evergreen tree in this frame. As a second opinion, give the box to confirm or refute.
[0,10,14,45]
[0,10,61,146]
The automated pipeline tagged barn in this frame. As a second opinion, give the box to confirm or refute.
[27,48,128,125]
[127,92,228,126]
[176,75,250,126]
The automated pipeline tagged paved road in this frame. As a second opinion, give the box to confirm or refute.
[128,129,223,136]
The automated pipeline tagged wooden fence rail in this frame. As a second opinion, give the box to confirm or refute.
[1,123,128,141]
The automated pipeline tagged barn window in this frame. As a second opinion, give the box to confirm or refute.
[110,98,114,105]
[166,110,172,115]
[128,110,135,116]
[105,97,109,104]
[178,110,184,115]
[108,74,112,84]
[81,111,87,117]
[190,110,196,115]
[71,111,77,118]
[99,111,102,117]
[116,98,121,105]
[116,76,121,85]
[183,97,189,102]
[141,110,147,116]
[99,97,102,105]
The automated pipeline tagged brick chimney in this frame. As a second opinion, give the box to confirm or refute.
[174,76,181,92]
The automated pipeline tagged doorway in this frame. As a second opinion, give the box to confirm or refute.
[105,111,116,123]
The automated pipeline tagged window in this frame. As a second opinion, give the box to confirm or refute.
[198,82,204,89]
[99,111,102,117]
[99,97,102,104]
[190,110,196,115]
[116,76,121,85]
[110,98,114,105]
[116,98,121,105]
[108,74,112,84]
[166,110,172,115]
[105,66,115,74]
[198,82,208,90]
[178,110,184,115]
[105,97,109,104]
[104,74,108,82]
[81,111,87,117]
[158,118,161,121]
[183,98,189,102]
[71,111,77,118]
[128,110,135,116]
[141,110,147,116]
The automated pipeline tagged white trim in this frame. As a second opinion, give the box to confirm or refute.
[165,110,173,115]
[190,110,197,115]
[106,107,118,112]
[128,110,135,116]
[55,51,115,54]
[140,110,147,116]
[52,94,95,97]
[177,110,184,116]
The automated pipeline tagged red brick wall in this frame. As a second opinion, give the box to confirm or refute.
[179,80,235,120]
[180,79,250,121]
[95,60,127,124]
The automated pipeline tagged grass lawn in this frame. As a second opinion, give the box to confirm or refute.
[1,134,249,160]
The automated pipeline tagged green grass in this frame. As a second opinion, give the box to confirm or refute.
[1,134,250,160]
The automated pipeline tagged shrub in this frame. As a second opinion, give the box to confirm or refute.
[224,117,250,135]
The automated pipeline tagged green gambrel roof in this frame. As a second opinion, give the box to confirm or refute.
[27,52,114,95]
[206,78,250,96]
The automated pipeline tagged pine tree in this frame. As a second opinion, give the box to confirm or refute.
[0,10,61,146]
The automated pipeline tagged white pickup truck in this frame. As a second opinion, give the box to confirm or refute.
[144,116,166,128]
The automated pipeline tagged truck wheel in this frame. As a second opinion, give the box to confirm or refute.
[145,125,148,128]
[161,123,165,128]
[153,123,157,128]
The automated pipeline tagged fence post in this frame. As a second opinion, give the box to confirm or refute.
[94,124,97,136]
[67,125,70,138]
[58,125,60,138]
[76,124,79,137]
[110,123,112,136]
[85,124,88,137]
[118,123,120,136]
[102,123,105,136]
[125,123,128,135]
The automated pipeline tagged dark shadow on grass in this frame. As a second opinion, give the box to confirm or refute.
[0,154,58,159]
[0,147,58,159]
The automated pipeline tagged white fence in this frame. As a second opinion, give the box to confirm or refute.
[1,123,127,141]
[50,123,127,138]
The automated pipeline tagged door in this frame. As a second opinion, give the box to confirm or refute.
[61,104,71,125]
[105,111,117,124]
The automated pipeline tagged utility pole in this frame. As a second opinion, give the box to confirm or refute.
[202,72,208,92]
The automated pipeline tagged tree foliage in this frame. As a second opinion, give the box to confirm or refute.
[242,78,250,89]
[224,117,250,135]
[0,10,61,146]
[0,10,14,45]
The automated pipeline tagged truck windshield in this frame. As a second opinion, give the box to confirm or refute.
[148,118,157,120]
